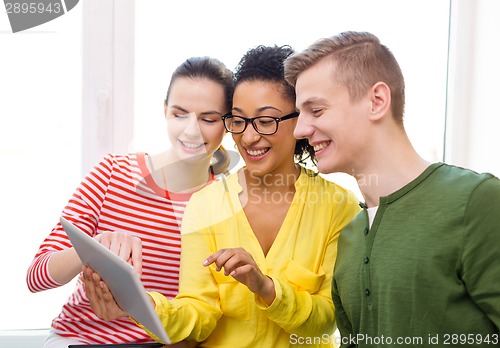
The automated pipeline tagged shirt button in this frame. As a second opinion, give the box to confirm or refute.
[364,228,369,235]
[364,257,369,264]
[365,289,371,296]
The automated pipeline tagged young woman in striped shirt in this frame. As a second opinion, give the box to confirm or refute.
[27,56,234,347]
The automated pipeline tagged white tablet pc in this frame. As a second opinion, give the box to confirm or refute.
[60,216,171,344]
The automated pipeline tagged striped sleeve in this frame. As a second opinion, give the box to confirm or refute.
[26,153,190,344]
[26,154,114,292]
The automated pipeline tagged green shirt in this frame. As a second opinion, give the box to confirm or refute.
[333,163,500,347]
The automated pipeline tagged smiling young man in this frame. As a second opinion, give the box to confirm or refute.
[285,31,500,347]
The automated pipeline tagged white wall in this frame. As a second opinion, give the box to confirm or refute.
[446,0,500,176]
[467,0,500,176]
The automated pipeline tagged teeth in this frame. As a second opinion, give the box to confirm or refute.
[181,141,203,149]
[313,142,329,152]
[246,148,268,156]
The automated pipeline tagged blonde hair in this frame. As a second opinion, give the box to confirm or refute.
[285,31,405,124]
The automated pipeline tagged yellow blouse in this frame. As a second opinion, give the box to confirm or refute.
[141,167,360,347]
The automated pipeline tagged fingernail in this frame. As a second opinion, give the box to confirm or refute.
[202,259,208,266]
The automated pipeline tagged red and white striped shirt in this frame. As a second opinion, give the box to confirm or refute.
[27,153,203,344]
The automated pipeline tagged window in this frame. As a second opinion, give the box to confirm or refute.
[133,0,451,198]
[0,3,82,330]
[2,0,499,338]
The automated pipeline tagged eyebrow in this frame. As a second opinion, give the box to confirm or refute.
[298,97,328,109]
[232,106,282,114]
[170,105,223,116]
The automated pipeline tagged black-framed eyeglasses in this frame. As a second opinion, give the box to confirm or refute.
[221,112,299,135]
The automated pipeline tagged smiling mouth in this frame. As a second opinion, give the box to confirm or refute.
[313,141,330,152]
[179,140,205,151]
[245,148,269,157]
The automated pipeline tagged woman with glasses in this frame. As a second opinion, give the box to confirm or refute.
[28,56,234,348]
[83,45,360,347]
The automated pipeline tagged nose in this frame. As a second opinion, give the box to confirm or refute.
[240,122,262,145]
[293,112,313,141]
[183,113,202,139]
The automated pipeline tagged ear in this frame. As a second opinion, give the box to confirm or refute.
[368,82,391,121]
[164,100,168,117]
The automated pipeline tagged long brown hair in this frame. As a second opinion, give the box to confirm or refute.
[166,57,235,175]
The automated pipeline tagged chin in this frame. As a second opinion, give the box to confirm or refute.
[317,160,337,175]
[176,149,209,163]
[245,165,268,178]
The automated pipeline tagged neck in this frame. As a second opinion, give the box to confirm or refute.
[150,150,212,194]
[352,131,430,207]
[242,162,300,193]
[239,163,299,208]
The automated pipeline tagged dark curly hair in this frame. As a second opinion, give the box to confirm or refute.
[234,45,316,167]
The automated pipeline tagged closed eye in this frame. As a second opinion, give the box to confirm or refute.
[312,108,324,117]
[201,118,218,124]
[256,119,275,126]
[231,119,246,126]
